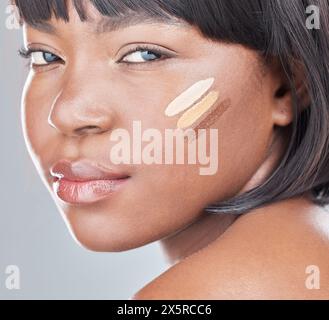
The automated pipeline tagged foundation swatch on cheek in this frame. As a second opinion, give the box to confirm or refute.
[177,91,220,129]
[165,77,231,132]
[190,98,231,131]
[165,78,215,117]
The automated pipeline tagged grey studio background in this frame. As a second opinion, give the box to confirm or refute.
[0,1,168,300]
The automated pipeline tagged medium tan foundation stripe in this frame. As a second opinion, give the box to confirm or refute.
[177,91,219,129]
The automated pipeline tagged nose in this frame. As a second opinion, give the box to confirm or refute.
[48,83,116,137]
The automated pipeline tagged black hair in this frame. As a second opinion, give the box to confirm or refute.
[13,0,329,215]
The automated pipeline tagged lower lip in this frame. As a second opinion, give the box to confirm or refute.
[53,178,129,205]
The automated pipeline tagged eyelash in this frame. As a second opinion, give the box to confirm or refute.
[18,48,32,59]
[18,44,171,69]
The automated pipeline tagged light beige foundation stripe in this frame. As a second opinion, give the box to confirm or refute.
[177,91,219,129]
[165,78,215,117]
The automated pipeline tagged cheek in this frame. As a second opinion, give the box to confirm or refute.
[210,86,273,200]
[193,53,275,200]
[150,74,274,207]
[117,61,274,207]
[22,77,61,169]
[115,69,188,131]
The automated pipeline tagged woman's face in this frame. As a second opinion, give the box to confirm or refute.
[22,3,285,251]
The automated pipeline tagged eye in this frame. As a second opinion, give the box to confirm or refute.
[122,50,161,63]
[19,47,62,67]
[120,45,170,64]
[31,51,61,65]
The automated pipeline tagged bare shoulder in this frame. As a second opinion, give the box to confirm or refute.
[132,197,329,300]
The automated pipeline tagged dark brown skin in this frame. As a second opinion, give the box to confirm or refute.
[21,2,329,299]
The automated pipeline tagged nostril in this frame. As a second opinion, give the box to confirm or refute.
[74,126,105,136]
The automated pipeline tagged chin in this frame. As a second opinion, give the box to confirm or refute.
[60,208,162,253]
[67,224,147,252]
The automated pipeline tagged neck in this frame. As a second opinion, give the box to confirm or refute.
[159,212,238,265]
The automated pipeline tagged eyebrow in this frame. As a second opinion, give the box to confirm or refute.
[27,14,186,35]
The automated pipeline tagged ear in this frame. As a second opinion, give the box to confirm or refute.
[269,58,310,127]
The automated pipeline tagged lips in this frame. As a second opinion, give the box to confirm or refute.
[50,160,130,204]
